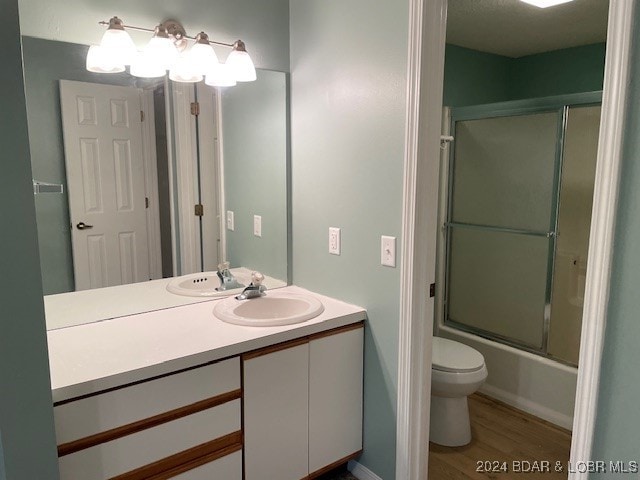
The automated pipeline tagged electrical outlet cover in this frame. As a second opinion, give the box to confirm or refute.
[227,211,234,231]
[254,215,262,237]
[381,235,396,267]
[329,227,341,255]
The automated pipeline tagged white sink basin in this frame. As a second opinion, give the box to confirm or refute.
[214,291,324,327]
[166,272,244,297]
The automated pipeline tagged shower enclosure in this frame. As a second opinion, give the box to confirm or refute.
[441,93,601,366]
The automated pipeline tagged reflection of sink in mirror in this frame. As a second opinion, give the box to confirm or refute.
[167,269,255,297]
[214,292,324,327]
[167,272,238,297]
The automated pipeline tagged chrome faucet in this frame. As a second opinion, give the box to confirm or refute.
[216,262,245,291]
[236,272,267,300]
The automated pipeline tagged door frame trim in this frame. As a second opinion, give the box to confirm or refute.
[170,82,202,275]
[196,85,224,270]
[140,88,162,280]
[395,0,446,478]
[569,1,635,472]
[395,0,635,478]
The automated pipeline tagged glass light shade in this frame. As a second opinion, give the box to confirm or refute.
[130,52,166,78]
[169,55,204,83]
[99,29,137,65]
[205,63,237,87]
[520,0,573,6]
[143,36,179,70]
[188,42,219,75]
[86,45,125,73]
[225,49,256,82]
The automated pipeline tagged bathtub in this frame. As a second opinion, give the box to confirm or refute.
[436,324,577,430]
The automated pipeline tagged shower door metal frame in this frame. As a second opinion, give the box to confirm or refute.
[441,91,603,361]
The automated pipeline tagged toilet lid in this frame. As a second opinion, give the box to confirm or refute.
[432,337,485,373]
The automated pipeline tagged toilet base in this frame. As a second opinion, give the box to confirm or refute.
[430,395,471,447]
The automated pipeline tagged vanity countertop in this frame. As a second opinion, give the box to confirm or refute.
[47,286,366,403]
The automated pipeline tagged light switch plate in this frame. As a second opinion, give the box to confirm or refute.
[329,227,341,255]
[254,215,262,237]
[381,235,396,267]
[226,210,234,231]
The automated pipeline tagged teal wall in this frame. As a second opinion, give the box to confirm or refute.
[18,0,290,72]
[222,70,288,282]
[444,44,512,107]
[290,1,408,478]
[0,1,59,478]
[511,43,606,100]
[22,36,137,295]
[591,15,640,476]
[444,43,606,107]
[0,435,4,480]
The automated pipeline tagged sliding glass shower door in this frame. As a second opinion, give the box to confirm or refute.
[443,101,600,363]
[446,111,561,351]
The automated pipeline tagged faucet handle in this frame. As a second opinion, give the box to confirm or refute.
[218,261,230,272]
[251,271,264,286]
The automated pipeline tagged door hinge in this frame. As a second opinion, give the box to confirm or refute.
[145,197,149,209]
[190,102,200,116]
[140,110,145,122]
[195,204,204,217]
[429,283,436,298]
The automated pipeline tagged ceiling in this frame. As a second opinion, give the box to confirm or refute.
[446,0,609,58]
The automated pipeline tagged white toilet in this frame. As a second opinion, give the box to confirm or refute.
[430,336,488,447]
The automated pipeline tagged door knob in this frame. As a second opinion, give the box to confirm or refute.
[76,222,94,230]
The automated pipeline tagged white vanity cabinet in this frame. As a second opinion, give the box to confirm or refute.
[52,320,364,480]
[243,339,310,480]
[54,357,243,480]
[308,324,364,474]
[243,322,364,480]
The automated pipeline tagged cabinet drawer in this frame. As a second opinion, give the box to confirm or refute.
[169,450,242,480]
[55,357,240,445]
[58,399,241,480]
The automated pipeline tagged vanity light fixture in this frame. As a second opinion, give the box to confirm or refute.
[519,0,574,7]
[225,40,257,82]
[87,16,256,86]
[205,63,238,87]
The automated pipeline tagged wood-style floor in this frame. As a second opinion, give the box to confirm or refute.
[429,393,572,479]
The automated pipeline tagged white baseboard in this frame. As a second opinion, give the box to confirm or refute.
[480,384,573,430]
[348,460,383,480]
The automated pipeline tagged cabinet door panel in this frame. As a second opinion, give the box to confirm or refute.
[244,344,309,480]
[309,327,364,473]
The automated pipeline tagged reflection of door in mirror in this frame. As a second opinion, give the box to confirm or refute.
[60,81,151,290]
[23,37,178,295]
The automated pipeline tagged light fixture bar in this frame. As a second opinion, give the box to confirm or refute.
[92,17,257,85]
[97,20,235,47]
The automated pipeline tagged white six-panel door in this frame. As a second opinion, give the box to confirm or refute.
[60,80,150,290]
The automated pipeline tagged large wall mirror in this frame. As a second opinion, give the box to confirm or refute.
[23,35,290,329]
